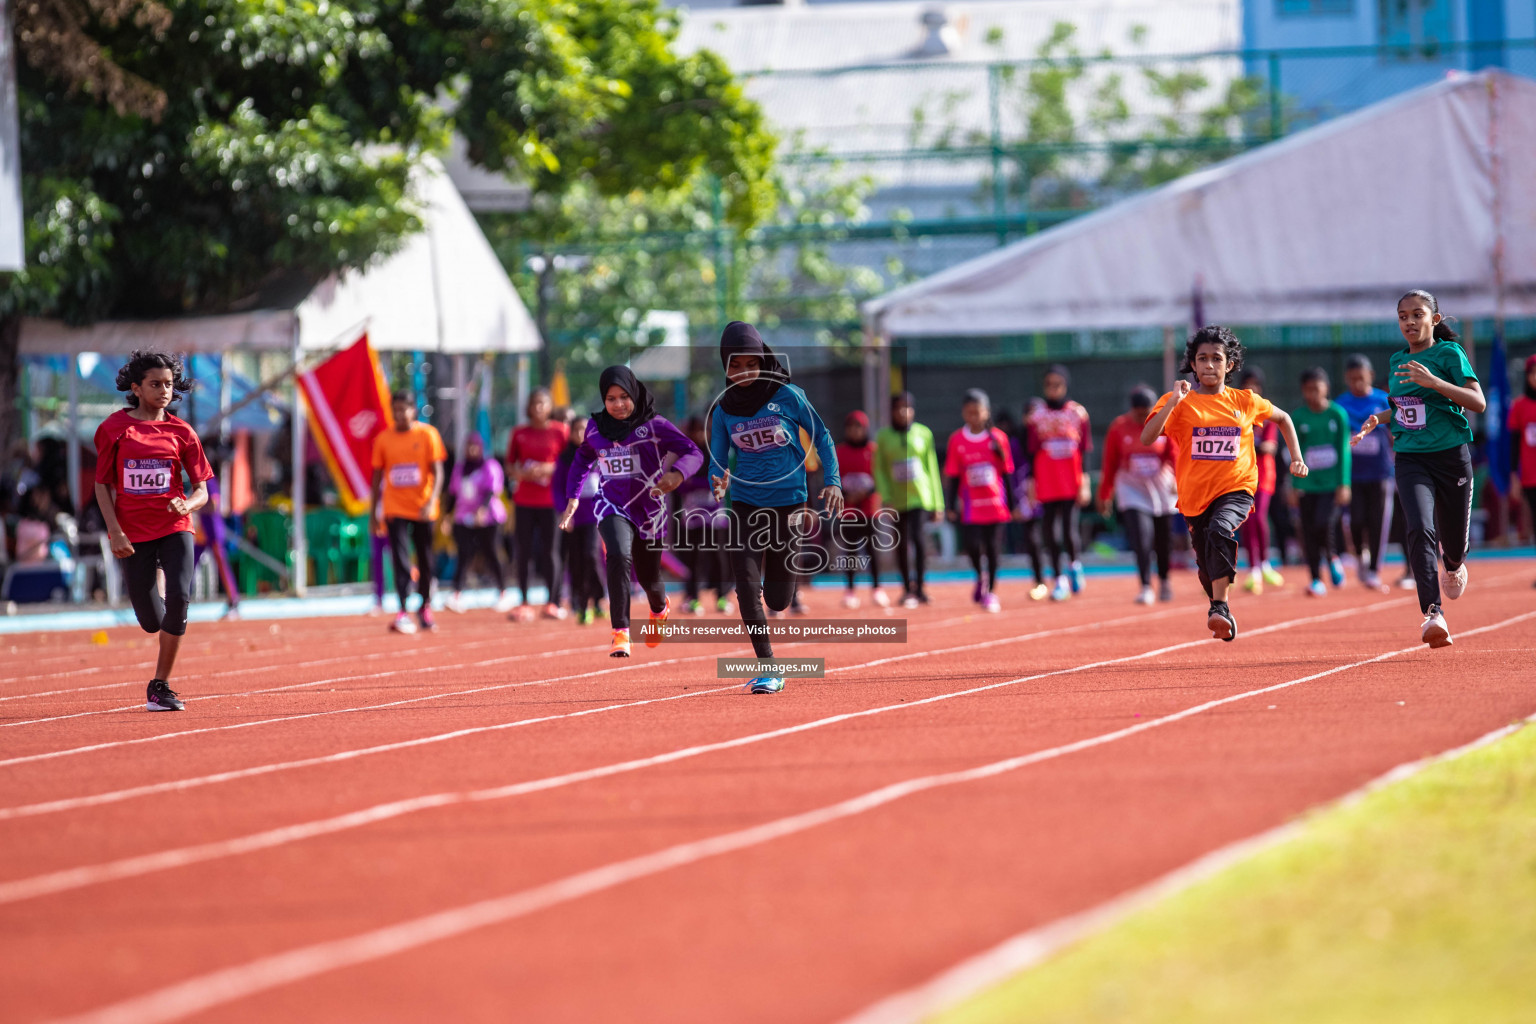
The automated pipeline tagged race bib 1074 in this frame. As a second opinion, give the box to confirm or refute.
[1190,426,1240,461]
[1394,396,1427,430]
[731,417,790,454]
[122,458,173,496]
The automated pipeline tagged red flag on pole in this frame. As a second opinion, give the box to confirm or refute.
[297,334,393,515]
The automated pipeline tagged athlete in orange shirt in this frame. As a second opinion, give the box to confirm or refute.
[1142,326,1308,641]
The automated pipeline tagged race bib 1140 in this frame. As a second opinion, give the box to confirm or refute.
[1189,426,1240,461]
[122,458,173,496]
[1394,396,1427,430]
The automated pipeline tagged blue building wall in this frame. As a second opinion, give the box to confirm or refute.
[1243,0,1535,123]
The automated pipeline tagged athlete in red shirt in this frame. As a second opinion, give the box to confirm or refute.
[506,387,569,621]
[944,389,1016,612]
[93,351,214,711]
[833,411,889,609]
[1024,365,1092,600]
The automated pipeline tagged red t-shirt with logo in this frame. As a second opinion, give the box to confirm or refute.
[507,422,569,508]
[93,410,214,543]
[1509,395,1536,488]
[944,427,1015,524]
[1025,402,1091,503]
[835,442,880,519]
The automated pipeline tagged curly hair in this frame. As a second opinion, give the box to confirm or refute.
[114,350,192,408]
[1398,289,1459,342]
[1179,325,1245,383]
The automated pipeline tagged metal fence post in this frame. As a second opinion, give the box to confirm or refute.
[1268,51,1283,140]
[988,63,1007,245]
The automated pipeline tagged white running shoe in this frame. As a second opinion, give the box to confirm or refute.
[842,590,860,610]
[901,593,921,609]
[1135,585,1156,606]
[1051,578,1071,602]
[983,593,1001,613]
[1421,608,1452,648]
[870,588,891,608]
[493,591,517,614]
[390,613,418,635]
[446,592,466,614]
[1441,563,1467,600]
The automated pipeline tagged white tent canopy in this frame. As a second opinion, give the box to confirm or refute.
[864,69,1536,336]
[21,157,541,356]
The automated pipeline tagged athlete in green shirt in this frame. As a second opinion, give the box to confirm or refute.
[874,392,944,607]
[1291,368,1352,595]
[1352,290,1485,648]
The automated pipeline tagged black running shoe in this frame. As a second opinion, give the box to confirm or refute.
[1207,601,1236,642]
[146,679,185,712]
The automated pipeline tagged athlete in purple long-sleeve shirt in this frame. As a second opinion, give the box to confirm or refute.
[560,367,701,658]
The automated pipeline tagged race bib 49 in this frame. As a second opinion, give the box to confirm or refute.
[1394,396,1427,430]
[122,458,173,496]
[1190,426,1241,461]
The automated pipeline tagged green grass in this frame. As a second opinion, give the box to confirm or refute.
[933,722,1536,1024]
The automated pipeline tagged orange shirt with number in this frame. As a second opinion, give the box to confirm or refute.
[372,422,447,521]
[1150,387,1274,517]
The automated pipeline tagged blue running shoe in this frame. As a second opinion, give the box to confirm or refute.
[746,676,786,694]
[1328,557,1346,588]
[1070,560,1086,593]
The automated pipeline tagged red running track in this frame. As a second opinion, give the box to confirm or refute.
[2,563,1535,1024]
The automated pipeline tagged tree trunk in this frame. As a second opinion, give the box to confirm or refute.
[0,313,20,461]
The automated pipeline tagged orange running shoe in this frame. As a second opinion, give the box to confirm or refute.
[609,628,631,658]
[646,597,671,648]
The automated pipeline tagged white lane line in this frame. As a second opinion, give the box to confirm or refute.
[0,606,1198,816]
[44,608,1536,1024]
[0,640,608,727]
[837,716,1536,1024]
[0,599,1417,898]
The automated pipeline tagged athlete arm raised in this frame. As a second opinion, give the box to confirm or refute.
[1139,382,1187,446]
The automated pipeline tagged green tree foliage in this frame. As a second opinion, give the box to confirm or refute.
[0,0,776,455]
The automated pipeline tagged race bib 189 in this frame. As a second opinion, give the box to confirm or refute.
[1305,445,1339,471]
[731,417,790,454]
[598,446,639,478]
[1190,426,1240,461]
[388,463,423,488]
[891,457,920,482]
[965,462,998,489]
[122,458,173,496]
[1394,396,1427,430]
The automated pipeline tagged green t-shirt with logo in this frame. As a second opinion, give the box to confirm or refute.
[1291,401,1351,493]
[1387,341,1478,453]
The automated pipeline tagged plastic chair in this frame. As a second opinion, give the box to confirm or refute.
[240,509,293,594]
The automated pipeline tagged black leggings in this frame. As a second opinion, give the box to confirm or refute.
[962,522,1002,592]
[1397,446,1473,614]
[1040,499,1079,574]
[514,504,558,602]
[598,515,666,630]
[681,522,733,602]
[1297,491,1341,582]
[452,523,504,591]
[1119,508,1171,586]
[562,522,604,614]
[387,517,434,611]
[836,517,881,588]
[893,508,930,597]
[730,503,805,659]
[1349,480,1394,573]
[120,531,195,637]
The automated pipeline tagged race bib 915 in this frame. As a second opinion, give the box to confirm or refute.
[122,458,173,496]
[1190,426,1240,461]
[731,417,790,454]
[598,446,639,478]
[1394,396,1427,430]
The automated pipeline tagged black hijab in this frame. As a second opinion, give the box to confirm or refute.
[719,321,788,417]
[592,365,657,443]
